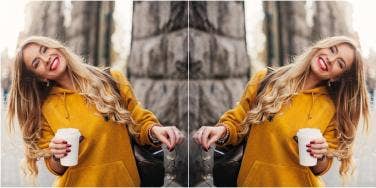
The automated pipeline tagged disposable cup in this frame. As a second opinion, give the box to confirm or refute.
[55,128,81,166]
[296,128,322,166]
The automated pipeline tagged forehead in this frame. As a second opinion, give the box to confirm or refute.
[336,43,355,68]
[22,43,41,65]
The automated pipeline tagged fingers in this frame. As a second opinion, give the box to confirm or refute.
[79,135,85,143]
[307,138,328,158]
[193,128,204,145]
[156,132,171,149]
[166,128,176,150]
[172,126,184,145]
[49,138,70,158]
[309,143,328,150]
[53,153,67,159]
[307,138,328,150]
[310,153,325,159]
[311,138,325,144]
[202,127,211,150]
[308,148,327,155]
[168,126,185,150]
[207,134,220,149]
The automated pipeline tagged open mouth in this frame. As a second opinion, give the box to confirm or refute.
[317,57,328,71]
[50,56,60,71]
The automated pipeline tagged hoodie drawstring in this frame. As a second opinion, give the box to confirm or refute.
[64,92,70,119]
[307,93,315,120]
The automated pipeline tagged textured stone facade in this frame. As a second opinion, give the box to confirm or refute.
[188,1,249,186]
[128,2,188,186]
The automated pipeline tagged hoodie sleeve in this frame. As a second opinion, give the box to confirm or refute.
[315,119,339,176]
[110,70,160,146]
[218,69,268,146]
[37,116,62,176]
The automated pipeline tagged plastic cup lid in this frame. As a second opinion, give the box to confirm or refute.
[56,128,81,136]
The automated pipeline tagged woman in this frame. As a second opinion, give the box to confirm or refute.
[7,36,184,186]
[193,36,369,186]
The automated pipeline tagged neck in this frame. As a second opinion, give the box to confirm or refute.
[303,71,323,90]
[55,70,75,91]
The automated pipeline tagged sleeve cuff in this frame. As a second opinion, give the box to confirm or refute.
[140,122,161,147]
[216,122,237,146]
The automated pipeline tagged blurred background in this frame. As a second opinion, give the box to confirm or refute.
[1,0,375,187]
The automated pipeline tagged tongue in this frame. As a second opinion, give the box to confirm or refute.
[51,59,58,70]
[320,60,326,70]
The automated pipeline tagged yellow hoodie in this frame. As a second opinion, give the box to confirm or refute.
[218,69,339,187]
[37,69,159,187]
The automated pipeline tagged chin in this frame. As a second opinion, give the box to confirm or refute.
[311,64,328,80]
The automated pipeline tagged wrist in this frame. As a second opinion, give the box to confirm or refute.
[52,155,60,162]
[148,124,161,145]
[216,124,229,145]
[317,154,326,162]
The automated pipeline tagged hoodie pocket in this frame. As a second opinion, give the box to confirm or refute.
[242,160,313,186]
[64,160,135,186]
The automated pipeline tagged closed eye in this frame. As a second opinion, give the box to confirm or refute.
[329,47,335,54]
[32,59,40,69]
[339,59,346,69]
[41,46,47,54]
[337,60,343,69]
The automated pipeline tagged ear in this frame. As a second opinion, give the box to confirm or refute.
[39,77,48,83]
[329,77,338,82]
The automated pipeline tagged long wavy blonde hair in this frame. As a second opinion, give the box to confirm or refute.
[6,36,136,182]
[241,36,369,176]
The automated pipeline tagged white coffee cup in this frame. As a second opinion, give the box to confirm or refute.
[55,128,81,166]
[296,128,323,166]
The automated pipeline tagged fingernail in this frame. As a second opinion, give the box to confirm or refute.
[67,144,71,147]
[67,149,71,152]
[310,153,314,157]
[310,141,315,144]
[63,141,67,144]
[306,144,311,147]
[64,153,68,156]
[306,149,311,152]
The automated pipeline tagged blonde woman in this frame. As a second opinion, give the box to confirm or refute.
[193,36,369,186]
[7,36,184,186]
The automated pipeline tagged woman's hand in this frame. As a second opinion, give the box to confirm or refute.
[306,137,328,160]
[49,137,71,160]
[151,126,184,151]
[192,125,227,151]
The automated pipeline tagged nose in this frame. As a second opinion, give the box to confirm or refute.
[39,54,50,65]
[327,54,336,65]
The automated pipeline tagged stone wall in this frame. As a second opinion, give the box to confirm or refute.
[188,1,249,186]
[128,1,188,186]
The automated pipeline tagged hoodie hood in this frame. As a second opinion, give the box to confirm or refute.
[300,85,328,95]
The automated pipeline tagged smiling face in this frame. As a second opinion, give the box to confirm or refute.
[310,43,355,81]
[22,43,67,81]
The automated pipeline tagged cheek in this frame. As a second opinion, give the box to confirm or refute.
[331,67,345,77]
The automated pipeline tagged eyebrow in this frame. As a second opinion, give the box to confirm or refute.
[334,45,339,54]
